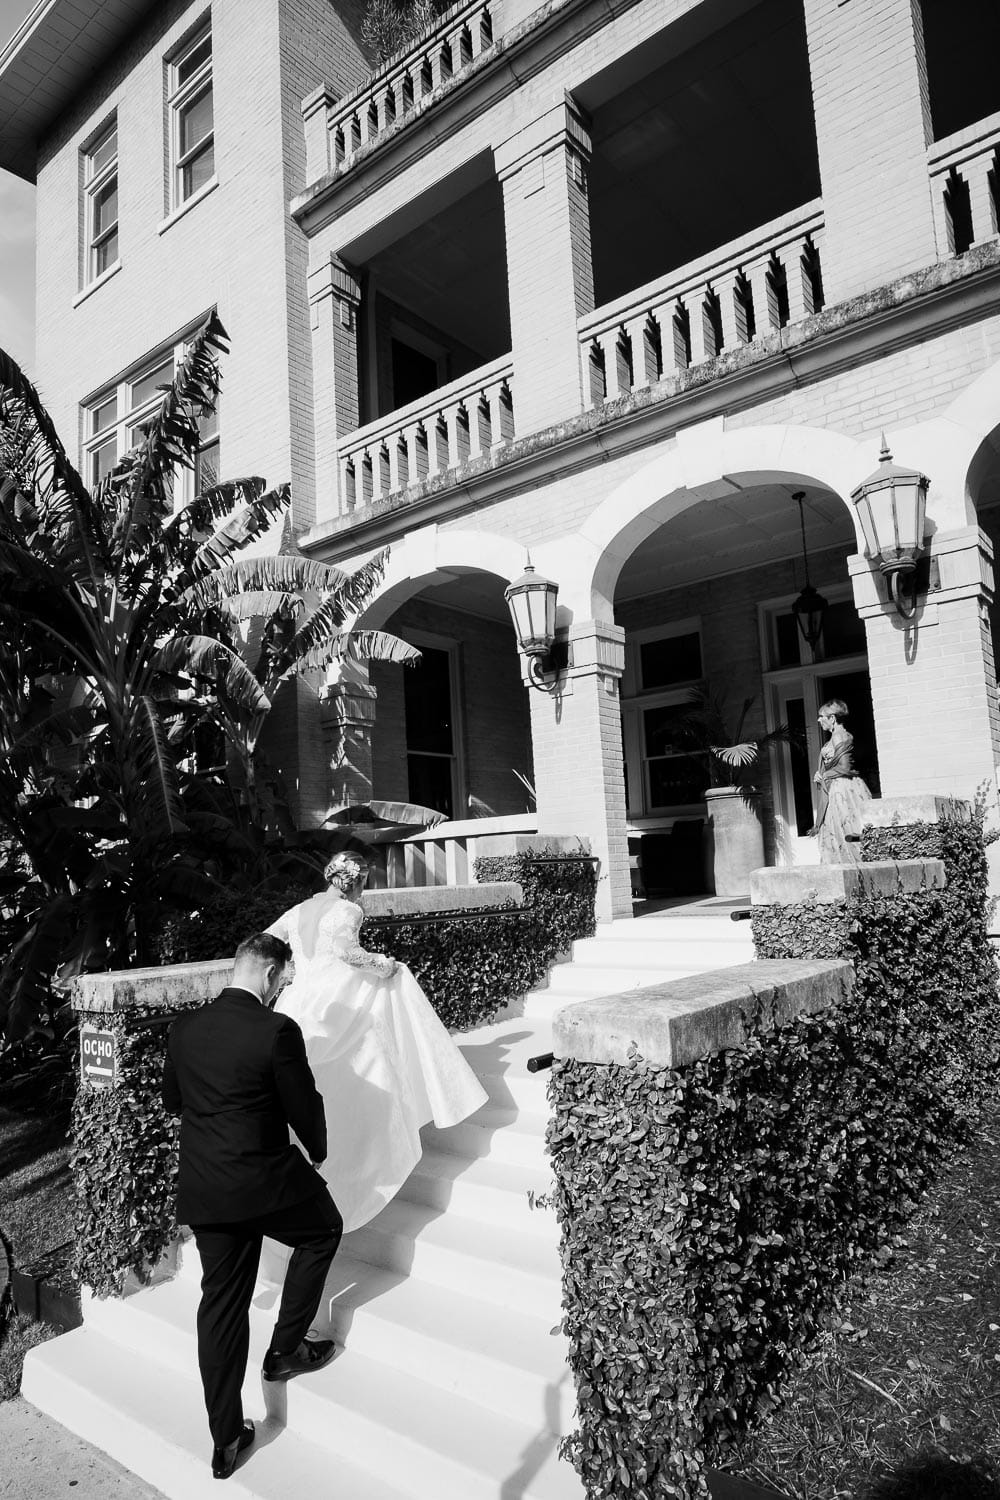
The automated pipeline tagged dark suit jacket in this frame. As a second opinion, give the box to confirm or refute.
[162,987,328,1224]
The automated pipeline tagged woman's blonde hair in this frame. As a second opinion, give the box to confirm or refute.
[323,851,369,890]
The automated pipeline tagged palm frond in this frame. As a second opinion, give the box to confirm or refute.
[295,629,421,676]
[215,591,303,624]
[0,892,78,1043]
[190,482,290,575]
[108,311,229,567]
[711,742,760,769]
[155,635,271,714]
[129,695,188,839]
[180,552,353,610]
[162,477,266,565]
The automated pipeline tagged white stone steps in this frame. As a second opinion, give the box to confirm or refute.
[319,1253,574,1434]
[543,962,713,995]
[422,1103,550,1166]
[398,1147,554,1233]
[19,1325,414,1500]
[568,936,753,967]
[343,1197,562,1319]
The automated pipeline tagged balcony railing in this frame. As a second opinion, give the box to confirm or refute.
[376,813,539,889]
[338,354,515,512]
[928,110,1000,259]
[326,1,495,175]
[578,201,825,408]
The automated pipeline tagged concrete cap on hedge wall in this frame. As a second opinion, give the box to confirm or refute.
[860,795,971,828]
[474,834,592,859]
[552,959,853,1068]
[74,958,233,1015]
[749,858,946,906]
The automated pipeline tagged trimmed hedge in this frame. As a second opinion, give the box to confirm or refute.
[73,851,597,1293]
[71,1008,194,1298]
[547,812,1000,1500]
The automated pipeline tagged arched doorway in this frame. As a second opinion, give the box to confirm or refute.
[609,478,876,892]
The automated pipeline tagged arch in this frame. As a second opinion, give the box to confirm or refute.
[572,418,864,618]
[353,525,528,628]
[943,359,1000,522]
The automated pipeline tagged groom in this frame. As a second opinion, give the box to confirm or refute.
[162,932,343,1480]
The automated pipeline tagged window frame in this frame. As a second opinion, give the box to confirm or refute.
[400,630,465,821]
[167,22,215,211]
[81,330,219,502]
[82,116,119,287]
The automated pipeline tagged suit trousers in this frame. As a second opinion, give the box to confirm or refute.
[191,1188,343,1446]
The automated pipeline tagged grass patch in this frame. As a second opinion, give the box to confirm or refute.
[728,1100,1000,1497]
[0,1315,60,1403]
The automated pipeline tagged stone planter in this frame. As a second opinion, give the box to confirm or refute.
[705,786,765,896]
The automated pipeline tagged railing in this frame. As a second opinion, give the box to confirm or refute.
[578,201,825,408]
[927,110,1000,259]
[376,813,538,888]
[337,354,514,512]
[327,1,495,174]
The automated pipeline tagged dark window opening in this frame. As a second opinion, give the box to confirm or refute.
[404,645,455,818]
[921,0,1000,142]
[392,338,440,409]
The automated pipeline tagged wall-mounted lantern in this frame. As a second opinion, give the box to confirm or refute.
[504,558,566,691]
[850,436,930,620]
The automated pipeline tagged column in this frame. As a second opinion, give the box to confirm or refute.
[496,94,595,435]
[525,620,631,923]
[850,525,1000,801]
[321,662,378,812]
[803,0,938,299]
[308,254,361,525]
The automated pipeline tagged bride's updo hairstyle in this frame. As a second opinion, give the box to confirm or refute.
[324,851,368,893]
[819,699,849,723]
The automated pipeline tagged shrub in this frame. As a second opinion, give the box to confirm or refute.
[548,813,999,1500]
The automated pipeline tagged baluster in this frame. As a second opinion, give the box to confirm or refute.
[479,4,493,52]
[401,69,415,113]
[360,451,374,508]
[649,299,681,377]
[341,456,355,514]
[966,153,1000,246]
[746,257,779,340]
[403,421,426,484]
[781,242,810,325]
[426,415,448,476]
[687,290,712,365]
[387,433,407,493]
[467,393,490,460]
[601,328,631,400]
[349,112,362,157]
[497,381,515,441]
[625,313,658,389]
[715,272,742,352]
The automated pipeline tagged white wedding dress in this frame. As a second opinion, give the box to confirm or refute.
[266,892,488,1232]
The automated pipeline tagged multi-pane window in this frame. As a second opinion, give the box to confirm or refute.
[82,340,219,501]
[620,620,707,815]
[169,26,214,208]
[83,119,119,283]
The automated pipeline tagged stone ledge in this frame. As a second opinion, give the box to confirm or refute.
[73,959,233,1015]
[473,833,592,859]
[360,881,522,917]
[861,795,971,828]
[552,959,853,1068]
[750,858,946,906]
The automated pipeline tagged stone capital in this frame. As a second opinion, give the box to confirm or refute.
[848,524,995,621]
[750,858,946,907]
[307,254,362,309]
[494,92,592,183]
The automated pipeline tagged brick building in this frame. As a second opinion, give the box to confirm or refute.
[4,0,1000,920]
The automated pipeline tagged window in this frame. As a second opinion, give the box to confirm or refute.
[82,334,219,499]
[83,119,119,284]
[169,25,214,208]
[761,593,866,671]
[403,644,459,819]
[620,620,707,816]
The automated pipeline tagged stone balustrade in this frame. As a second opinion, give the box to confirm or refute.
[337,354,514,512]
[578,200,825,408]
[325,1,495,176]
[379,812,539,888]
[928,110,1000,258]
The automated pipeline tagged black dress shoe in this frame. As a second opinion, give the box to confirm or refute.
[211,1419,254,1480]
[262,1336,336,1382]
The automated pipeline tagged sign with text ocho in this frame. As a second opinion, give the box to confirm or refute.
[80,1026,117,1087]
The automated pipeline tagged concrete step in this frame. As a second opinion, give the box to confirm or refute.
[20,1326,414,1500]
[421,1101,551,1166]
[568,936,754,968]
[24,1314,584,1500]
[543,961,718,996]
[343,1196,562,1319]
[397,1148,555,1234]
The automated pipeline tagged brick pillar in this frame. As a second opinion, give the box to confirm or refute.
[803,0,937,299]
[301,85,335,184]
[526,620,630,923]
[850,525,1000,801]
[308,254,360,525]
[496,94,594,436]
[321,662,378,812]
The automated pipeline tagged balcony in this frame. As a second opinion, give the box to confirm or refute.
[338,354,515,513]
[321,1,495,180]
[927,110,1000,258]
[579,201,825,407]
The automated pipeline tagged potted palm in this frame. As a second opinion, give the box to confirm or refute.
[679,689,791,896]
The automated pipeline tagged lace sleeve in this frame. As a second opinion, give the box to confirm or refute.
[320,900,397,978]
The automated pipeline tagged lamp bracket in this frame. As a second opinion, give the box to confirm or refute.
[883,554,938,620]
[524,640,569,691]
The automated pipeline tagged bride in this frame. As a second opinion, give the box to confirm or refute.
[265,853,488,1232]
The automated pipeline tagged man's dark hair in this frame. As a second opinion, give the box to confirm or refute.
[865,1452,1000,1499]
[234,933,292,968]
